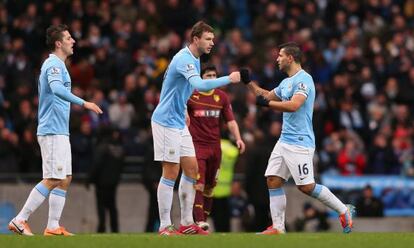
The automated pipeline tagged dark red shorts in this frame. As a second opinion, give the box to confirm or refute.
[194,143,221,188]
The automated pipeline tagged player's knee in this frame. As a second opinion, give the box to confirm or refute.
[297,184,315,195]
[42,178,63,189]
[266,176,283,188]
[184,166,198,179]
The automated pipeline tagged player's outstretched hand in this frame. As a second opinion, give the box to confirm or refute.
[240,68,251,84]
[229,71,241,83]
[84,101,103,114]
[256,95,270,107]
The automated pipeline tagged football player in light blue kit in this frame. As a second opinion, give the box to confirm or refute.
[8,24,102,236]
[246,42,355,234]
[151,21,242,235]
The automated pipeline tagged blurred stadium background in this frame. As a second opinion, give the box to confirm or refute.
[1,0,414,234]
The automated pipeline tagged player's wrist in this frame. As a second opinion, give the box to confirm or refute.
[256,96,270,107]
[240,68,251,84]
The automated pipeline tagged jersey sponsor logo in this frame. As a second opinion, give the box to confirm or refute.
[50,67,61,75]
[213,94,220,102]
[186,64,195,72]
[193,110,220,118]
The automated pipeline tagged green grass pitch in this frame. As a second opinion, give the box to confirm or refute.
[1,233,413,248]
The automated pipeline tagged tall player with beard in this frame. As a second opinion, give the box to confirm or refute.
[151,21,243,235]
[187,65,245,231]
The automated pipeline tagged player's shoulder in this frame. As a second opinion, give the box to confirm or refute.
[295,70,314,85]
[299,70,313,81]
[174,47,195,63]
[42,55,63,70]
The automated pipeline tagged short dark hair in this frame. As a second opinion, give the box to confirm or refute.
[201,64,217,76]
[279,42,302,63]
[190,21,214,42]
[46,24,69,51]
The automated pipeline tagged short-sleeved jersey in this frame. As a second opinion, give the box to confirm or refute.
[152,46,200,129]
[274,69,315,148]
[37,54,72,136]
[187,89,234,146]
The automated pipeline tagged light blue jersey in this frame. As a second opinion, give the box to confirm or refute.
[274,69,315,148]
[37,54,84,135]
[152,46,230,129]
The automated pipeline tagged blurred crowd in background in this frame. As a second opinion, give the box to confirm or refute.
[1,0,414,185]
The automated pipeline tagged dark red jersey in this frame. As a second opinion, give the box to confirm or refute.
[187,89,234,145]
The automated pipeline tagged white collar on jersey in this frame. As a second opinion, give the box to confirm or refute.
[185,46,199,61]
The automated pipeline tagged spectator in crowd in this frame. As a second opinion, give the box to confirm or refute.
[88,126,124,233]
[294,202,330,232]
[356,185,384,217]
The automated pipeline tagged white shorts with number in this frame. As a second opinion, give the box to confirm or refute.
[151,121,196,163]
[265,141,315,185]
[38,135,72,179]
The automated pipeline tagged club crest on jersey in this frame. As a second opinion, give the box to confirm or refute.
[186,64,195,72]
[213,94,220,102]
[50,67,61,75]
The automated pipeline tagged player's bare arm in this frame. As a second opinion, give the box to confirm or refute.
[227,120,246,154]
[268,93,306,112]
[247,82,280,101]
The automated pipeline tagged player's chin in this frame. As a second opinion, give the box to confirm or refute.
[204,48,212,54]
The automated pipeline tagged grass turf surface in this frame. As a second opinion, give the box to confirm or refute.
[1,233,413,248]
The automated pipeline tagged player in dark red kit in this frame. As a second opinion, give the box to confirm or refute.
[187,65,245,231]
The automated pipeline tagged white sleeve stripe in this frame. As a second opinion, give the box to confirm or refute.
[295,92,308,97]
[274,89,281,98]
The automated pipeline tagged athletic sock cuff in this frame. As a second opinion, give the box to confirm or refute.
[182,174,196,184]
[311,184,323,198]
[51,188,67,197]
[160,177,175,188]
[35,182,50,197]
[269,188,285,197]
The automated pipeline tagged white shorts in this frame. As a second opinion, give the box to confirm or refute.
[38,135,72,179]
[265,141,315,185]
[151,121,196,163]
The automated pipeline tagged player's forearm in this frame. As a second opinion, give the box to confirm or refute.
[227,120,242,141]
[50,81,85,106]
[247,82,268,96]
[189,75,230,91]
[268,100,301,112]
